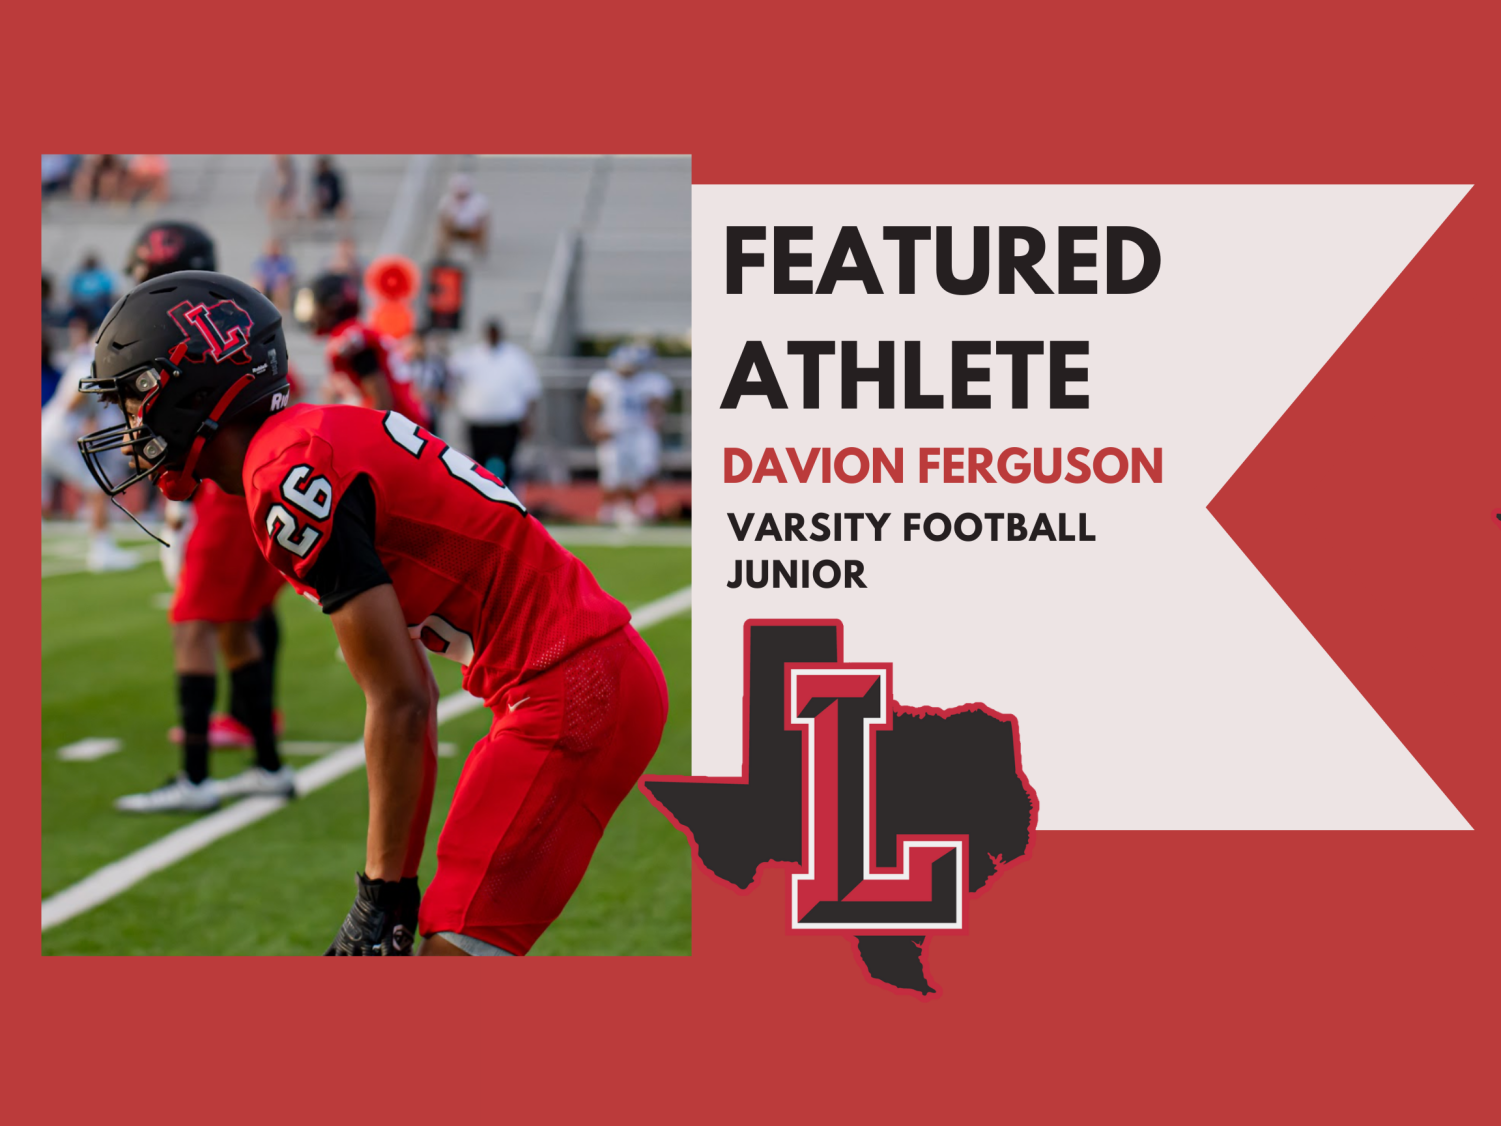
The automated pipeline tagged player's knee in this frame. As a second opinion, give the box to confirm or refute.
[217,621,263,668]
[417,933,471,956]
[172,621,217,673]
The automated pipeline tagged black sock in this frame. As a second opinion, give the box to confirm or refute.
[231,610,281,727]
[255,607,280,696]
[178,673,216,784]
[231,661,281,772]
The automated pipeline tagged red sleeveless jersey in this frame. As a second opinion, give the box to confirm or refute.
[243,403,630,705]
[325,318,430,428]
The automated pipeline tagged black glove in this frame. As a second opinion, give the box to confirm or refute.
[324,874,421,956]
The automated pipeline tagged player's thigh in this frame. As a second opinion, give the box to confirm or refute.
[172,514,283,625]
[635,429,662,483]
[216,620,263,669]
[561,628,670,820]
[615,430,654,489]
[425,631,668,944]
[596,438,623,490]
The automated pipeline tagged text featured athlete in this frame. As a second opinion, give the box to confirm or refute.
[111,222,294,814]
[80,272,669,956]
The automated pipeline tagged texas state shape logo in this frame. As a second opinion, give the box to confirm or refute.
[642,619,1037,996]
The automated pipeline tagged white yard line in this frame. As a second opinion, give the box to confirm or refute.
[40,586,692,933]
[56,738,123,762]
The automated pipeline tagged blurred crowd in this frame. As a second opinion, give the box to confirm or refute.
[42,157,683,543]
[42,154,355,219]
[43,155,170,205]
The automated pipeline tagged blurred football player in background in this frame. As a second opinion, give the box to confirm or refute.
[41,309,138,571]
[310,272,430,428]
[83,272,667,954]
[583,342,672,526]
[110,223,294,813]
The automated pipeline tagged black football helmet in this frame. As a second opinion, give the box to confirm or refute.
[79,271,289,501]
[126,221,217,283]
[309,271,362,335]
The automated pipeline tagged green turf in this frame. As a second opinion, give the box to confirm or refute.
[41,542,691,956]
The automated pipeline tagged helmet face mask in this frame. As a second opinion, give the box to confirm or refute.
[77,362,177,496]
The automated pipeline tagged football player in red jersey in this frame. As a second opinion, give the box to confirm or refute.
[108,224,294,813]
[309,272,431,429]
[82,272,668,955]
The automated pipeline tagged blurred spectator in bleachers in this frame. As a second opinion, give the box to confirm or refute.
[73,155,125,202]
[259,154,299,223]
[42,330,61,407]
[42,273,68,329]
[403,332,451,439]
[447,318,539,483]
[585,343,672,526]
[67,155,169,205]
[310,156,348,220]
[436,173,490,259]
[323,236,364,280]
[251,237,297,310]
[123,155,170,204]
[42,155,78,199]
[67,253,117,329]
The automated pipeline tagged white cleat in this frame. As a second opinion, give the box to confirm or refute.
[114,774,220,814]
[216,765,297,800]
[88,542,139,573]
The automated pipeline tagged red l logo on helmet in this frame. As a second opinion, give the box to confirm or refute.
[167,299,253,363]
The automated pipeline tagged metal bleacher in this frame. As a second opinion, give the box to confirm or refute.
[41,154,692,481]
[41,155,410,382]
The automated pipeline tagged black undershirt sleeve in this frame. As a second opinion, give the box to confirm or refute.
[303,475,390,614]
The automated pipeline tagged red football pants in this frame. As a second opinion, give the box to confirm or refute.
[418,626,669,954]
[170,482,284,623]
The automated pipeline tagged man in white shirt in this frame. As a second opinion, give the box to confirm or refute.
[447,318,541,483]
[40,313,137,571]
[584,343,672,526]
[436,173,491,259]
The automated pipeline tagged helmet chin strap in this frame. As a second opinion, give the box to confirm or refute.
[109,494,171,547]
[156,373,257,502]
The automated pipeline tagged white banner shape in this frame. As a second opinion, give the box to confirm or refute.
[690,184,1470,830]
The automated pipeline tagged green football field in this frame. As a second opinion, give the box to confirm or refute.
[40,529,691,956]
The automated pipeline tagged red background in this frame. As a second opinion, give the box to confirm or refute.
[12,1,1496,1120]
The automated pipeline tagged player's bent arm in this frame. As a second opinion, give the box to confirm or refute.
[358,372,395,411]
[343,343,395,411]
[327,583,433,881]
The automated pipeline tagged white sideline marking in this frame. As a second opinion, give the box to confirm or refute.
[40,586,692,933]
[56,738,123,762]
[280,740,347,755]
[283,740,457,758]
[546,525,692,549]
